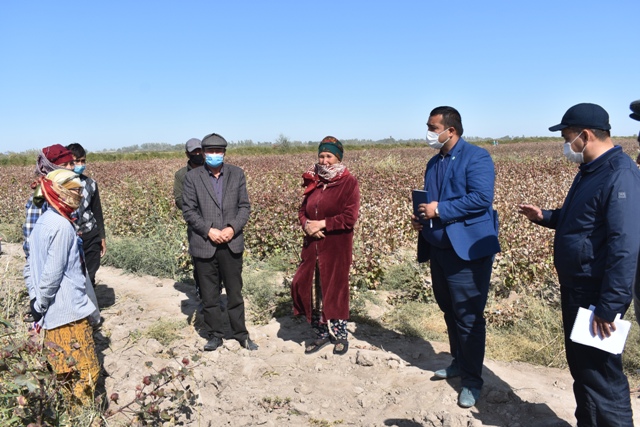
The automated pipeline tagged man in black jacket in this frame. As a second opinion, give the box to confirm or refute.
[174,138,203,210]
[174,138,203,298]
[519,103,640,427]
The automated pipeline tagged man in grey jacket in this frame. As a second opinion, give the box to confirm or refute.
[182,132,257,351]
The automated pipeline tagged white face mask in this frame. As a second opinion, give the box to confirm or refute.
[426,129,450,149]
[563,131,585,164]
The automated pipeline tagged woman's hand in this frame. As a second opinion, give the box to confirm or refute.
[304,220,326,236]
[310,230,325,239]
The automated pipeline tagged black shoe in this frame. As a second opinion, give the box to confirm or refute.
[91,316,104,332]
[239,338,258,351]
[333,339,349,355]
[204,336,223,351]
[305,337,331,354]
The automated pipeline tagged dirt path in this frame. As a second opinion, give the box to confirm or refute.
[4,241,639,426]
[89,263,640,427]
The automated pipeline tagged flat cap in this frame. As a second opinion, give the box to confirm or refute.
[201,133,228,148]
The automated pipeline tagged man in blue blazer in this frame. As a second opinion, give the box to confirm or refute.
[412,106,500,408]
[182,132,258,352]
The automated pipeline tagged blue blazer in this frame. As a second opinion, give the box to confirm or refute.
[417,138,500,262]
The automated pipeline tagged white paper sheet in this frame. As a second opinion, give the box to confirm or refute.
[569,305,631,355]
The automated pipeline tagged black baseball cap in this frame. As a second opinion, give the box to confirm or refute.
[630,99,640,121]
[549,103,611,132]
[185,138,201,153]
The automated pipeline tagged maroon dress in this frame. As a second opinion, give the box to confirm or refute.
[291,169,360,322]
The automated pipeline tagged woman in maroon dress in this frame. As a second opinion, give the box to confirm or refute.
[291,136,360,355]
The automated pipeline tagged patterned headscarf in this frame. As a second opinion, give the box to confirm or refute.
[40,169,82,222]
[302,137,349,195]
[30,144,76,205]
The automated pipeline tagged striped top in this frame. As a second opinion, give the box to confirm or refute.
[28,209,96,330]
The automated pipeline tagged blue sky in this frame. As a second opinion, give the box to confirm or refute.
[1,1,638,153]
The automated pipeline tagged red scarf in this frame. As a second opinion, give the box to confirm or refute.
[40,177,81,222]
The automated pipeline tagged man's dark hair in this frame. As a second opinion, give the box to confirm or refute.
[66,143,86,158]
[430,106,464,136]
[567,127,610,141]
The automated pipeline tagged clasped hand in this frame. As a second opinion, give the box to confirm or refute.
[208,227,234,244]
[304,219,326,239]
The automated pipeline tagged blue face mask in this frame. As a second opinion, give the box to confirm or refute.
[205,153,224,168]
[73,165,86,175]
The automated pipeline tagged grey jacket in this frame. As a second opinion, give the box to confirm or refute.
[182,163,251,258]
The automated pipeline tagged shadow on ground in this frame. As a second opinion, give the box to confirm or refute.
[92,283,113,411]
[174,280,234,340]
[276,313,571,427]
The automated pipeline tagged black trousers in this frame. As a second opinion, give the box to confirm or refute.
[193,245,248,342]
[561,285,633,427]
[187,227,201,298]
[430,246,493,390]
[81,228,102,287]
[191,257,201,299]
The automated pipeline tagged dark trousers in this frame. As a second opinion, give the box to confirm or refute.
[81,228,102,287]
[560,285,633,427]
[430,246,493,390]
[194,245,248,342]
[187,227,201,298]
[191,257,201,299]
